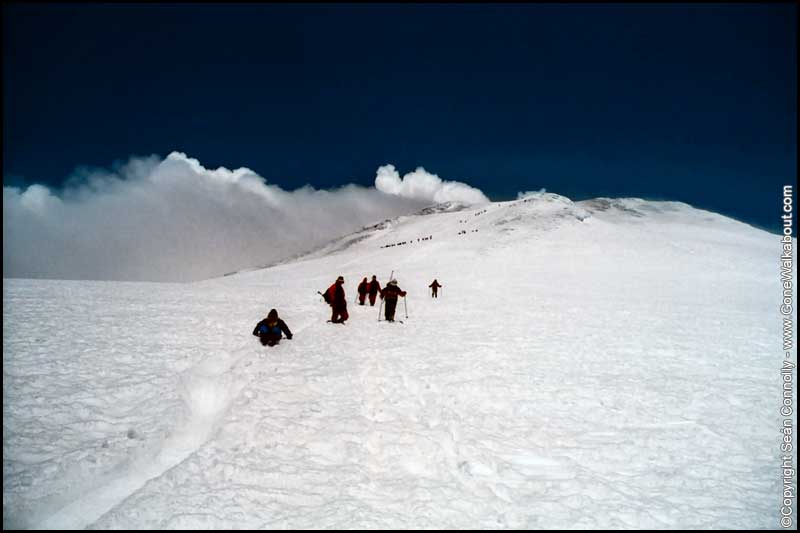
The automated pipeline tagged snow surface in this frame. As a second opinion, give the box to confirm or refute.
[3,193,796,529]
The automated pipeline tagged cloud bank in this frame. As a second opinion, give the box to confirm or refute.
[517,188,547,199]
[375,165,489,205]
[3,153,488,282]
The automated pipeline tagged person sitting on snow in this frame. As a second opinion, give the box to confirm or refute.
[252,309,293,346]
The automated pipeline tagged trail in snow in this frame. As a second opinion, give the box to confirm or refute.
[42,353,245,528]
[2,274,314,530]
[33,316,321,530]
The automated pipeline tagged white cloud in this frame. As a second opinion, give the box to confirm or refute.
[19,184,61,213]
[4,153,489,282]
[375,164,489,205]
[517,188,547,199]
[3,153,415,282]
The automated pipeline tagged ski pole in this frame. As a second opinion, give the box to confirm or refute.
[403,295,408,319]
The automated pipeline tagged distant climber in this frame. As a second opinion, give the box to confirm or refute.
[429,279,442,298]
[368,275,382,306]
[380,279,407,322]
[252,309,293,346]
[357,277,369,306]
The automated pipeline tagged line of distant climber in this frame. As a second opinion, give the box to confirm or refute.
[380,235,433,249]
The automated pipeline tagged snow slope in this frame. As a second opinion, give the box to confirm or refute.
[3,193,795,529]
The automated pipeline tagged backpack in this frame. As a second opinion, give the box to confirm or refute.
[322,288,332,304]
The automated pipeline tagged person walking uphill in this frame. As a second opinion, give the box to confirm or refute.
[368,275,382,306]
[429,279,442,298]
[252,309,293,347]
[380,279,407,322]
[357,277,369,306]
[325,276,349,323]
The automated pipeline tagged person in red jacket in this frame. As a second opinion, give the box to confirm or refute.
[380,279,407,322]
[325,276,349,323]
[357,277,369,305]
[429,279,442,298]
[368,275,381,306]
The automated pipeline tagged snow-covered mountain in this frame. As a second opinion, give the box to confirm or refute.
[3,193,794,529]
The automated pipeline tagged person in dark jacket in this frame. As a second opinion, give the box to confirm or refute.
[357,277,369,305]
[368,275,382,306]
[380,279,407,322]
[325,276,349,323]
[429,279,442,298]
[252,309,293,346]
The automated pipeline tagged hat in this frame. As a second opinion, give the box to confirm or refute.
[337,276,344,282]
[388,279,397,286]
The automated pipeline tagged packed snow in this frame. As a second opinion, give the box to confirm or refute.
[3,193,795,529]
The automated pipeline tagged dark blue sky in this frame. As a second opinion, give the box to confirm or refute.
[3,3,796,232]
